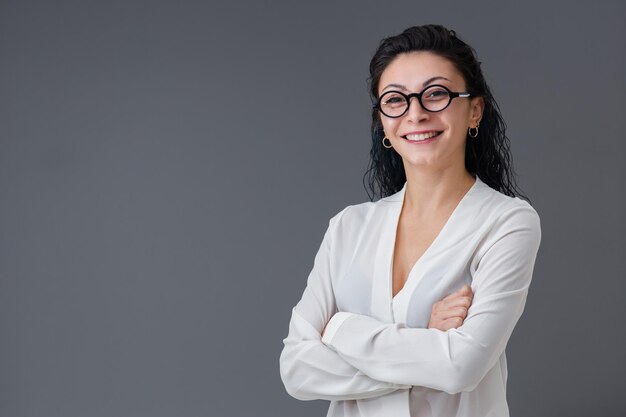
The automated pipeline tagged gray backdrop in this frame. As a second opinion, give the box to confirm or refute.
[1,1,624,416]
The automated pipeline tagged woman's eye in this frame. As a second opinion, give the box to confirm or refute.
[425,89,448,100]
[383,95,405,106]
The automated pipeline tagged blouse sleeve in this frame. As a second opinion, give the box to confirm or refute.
[320,205,541,394]
[279,211,410,401]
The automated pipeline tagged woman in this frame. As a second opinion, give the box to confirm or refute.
[280,25,541,417]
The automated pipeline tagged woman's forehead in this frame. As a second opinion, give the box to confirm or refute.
[379,51,465,92]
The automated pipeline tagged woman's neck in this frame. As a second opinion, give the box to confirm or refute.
[402,166,475,217]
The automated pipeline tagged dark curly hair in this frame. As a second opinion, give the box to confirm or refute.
[363,24,527,201]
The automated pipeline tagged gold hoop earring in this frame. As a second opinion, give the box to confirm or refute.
[382,137,393,149]
[468,123,479,138]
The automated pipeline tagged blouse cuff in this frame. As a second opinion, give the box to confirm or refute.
[321,312,357,346]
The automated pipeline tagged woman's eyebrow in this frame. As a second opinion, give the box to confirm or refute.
[381,76,452,93]
[381,83,408,92]
[422,76,450,86]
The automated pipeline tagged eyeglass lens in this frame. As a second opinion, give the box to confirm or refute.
[379,85,451,117]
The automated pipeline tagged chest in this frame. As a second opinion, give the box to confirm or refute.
[334,210,476,327]
[391,212,452,298]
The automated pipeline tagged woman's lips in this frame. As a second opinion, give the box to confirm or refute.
[401,131,443,143]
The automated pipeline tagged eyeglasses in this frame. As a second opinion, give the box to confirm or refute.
[374,84,471,118]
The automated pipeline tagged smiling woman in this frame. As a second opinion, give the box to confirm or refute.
[280,25,541,417]
[375,51,483,179]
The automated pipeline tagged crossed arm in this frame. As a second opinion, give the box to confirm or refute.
[279,206,540,400]
[280,224,406,401]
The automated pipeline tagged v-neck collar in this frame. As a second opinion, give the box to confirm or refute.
[370,177,483,323]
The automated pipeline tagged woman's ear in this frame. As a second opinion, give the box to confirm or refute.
[470,97,485,126]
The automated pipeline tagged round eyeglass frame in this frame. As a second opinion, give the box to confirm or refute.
[373,84,472,118]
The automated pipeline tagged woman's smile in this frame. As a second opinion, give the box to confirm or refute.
[401,130,443,143]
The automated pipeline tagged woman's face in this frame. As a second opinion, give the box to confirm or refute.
[378,51,483,172]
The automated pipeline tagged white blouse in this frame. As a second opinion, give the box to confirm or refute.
[280,177,541,417]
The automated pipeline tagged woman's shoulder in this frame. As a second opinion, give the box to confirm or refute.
[327,201,376,232]
[329,184,406,224]
[325,192,395,238]
[473,178,541,234]
[474,177,537,211]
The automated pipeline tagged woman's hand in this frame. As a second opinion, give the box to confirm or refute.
[428,285,474,331]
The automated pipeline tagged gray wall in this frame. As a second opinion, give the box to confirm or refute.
[1,1,624,416]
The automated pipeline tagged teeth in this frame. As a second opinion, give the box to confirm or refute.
[404,131,439,141]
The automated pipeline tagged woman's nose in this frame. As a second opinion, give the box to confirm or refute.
[405,97,429,122]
